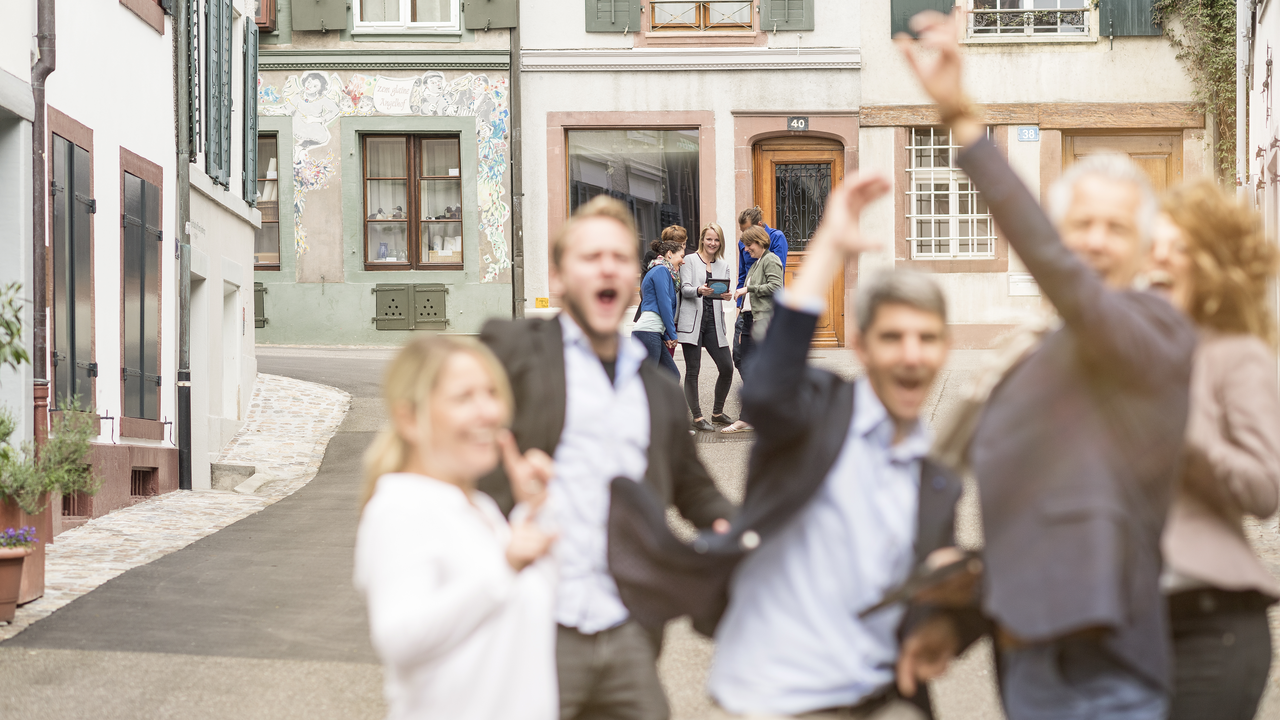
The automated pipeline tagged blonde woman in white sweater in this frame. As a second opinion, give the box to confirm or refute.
[354,336,558,720]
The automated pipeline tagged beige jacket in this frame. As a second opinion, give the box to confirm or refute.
[1162,331,1280,598]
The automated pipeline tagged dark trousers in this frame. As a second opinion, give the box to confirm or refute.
[731,311,755,376]
[681,311,732,419]
[557,621,669,720]
[633,330,678,378]
[999,635,1167,720]
[1168,588,1273,720]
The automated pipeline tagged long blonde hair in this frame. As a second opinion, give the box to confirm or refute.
[699,222,727,260]
[1161,180,1279,345]
[360,336,513,511]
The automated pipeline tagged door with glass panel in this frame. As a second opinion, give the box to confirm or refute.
[753,137,845,347]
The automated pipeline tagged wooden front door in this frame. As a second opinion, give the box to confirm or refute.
[753,138,846,347]
[1063,132,1183,191]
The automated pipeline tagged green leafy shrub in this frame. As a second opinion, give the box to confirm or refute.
[0,282,30,378]
[0,407,97,515]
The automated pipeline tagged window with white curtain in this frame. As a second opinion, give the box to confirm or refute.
[364,135,464,269]
[355,0,459,32]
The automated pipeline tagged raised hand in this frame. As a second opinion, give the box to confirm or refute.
[815,174,892,256]
[895,9,985,146]
[499,430,554,506]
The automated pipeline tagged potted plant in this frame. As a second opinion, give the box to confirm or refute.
[0,526,38,622]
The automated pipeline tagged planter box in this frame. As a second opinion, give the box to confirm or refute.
[0,497,51,605]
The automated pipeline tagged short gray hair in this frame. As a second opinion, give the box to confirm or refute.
[855,269,947,335]
[1047,153,1159,246]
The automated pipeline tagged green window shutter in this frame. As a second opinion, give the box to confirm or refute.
[761,0,814,32]
[464,0,518,29]
[254,283,267,328]
[189,0,200,152]
[243,19,259,205]
[890,0,954,37]
[585,0,640,33]
[291,0,348,31]
[205,0,232,187]
[1099,0,1161,37]
[122,174,163,420]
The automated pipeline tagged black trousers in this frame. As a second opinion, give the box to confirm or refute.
[732,311,755,375]
[1168,588,1273,720]
[681,309,732,419]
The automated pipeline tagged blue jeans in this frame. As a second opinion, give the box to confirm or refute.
[633,331,679,377]
[1000,637,1167,720]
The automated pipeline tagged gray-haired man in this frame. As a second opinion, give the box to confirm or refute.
[900,11,1196,720]
[706,178,981,718]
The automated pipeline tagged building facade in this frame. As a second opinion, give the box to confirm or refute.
[858,0,1209,347]
[1242,0,1280,351]
[520,0,861,345]
[0,0,35,447]
[251,0,515,342]
[518,1,1206,349]
[187,0,262,490]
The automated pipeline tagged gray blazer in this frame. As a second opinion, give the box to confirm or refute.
[1163,331,1280,598]
[960,139,1197,690]
[745,250,783,339]
[677,252,730,347]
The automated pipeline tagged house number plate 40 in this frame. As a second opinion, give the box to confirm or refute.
[787,116,810,132]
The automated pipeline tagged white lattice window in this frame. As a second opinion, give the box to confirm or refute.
[907,127,996,260]
[650,2,753,32]
[354,0,459,33]
[970,0,1089,37]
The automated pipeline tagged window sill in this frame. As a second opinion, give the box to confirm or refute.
[364,263,465,271]
[119,0,166,34]
[637,30,765,47]
[962,33,1096,45]
[254,264,282,271]
[899,257,1006,274]
[352,26,462,35]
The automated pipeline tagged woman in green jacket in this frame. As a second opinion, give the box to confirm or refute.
[735,225,784,343]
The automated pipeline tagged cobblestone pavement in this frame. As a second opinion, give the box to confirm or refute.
[0,372,350,642]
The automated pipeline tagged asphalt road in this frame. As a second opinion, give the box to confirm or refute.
[0,349,391,720]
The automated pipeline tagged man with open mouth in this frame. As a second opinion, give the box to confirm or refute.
[478,195,734,720]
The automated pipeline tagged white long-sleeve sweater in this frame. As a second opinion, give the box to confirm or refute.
[354,473,557,720]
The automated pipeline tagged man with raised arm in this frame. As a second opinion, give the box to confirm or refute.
[897,11,1196,719]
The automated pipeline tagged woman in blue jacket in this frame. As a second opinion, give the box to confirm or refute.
[632,231,686,377]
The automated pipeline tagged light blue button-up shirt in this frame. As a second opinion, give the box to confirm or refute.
[548,313,651,634]
[709,378,929,715]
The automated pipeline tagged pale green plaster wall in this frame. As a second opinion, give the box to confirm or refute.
[254,114,511,344]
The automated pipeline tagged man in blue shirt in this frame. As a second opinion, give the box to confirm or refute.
[709,179,974,718]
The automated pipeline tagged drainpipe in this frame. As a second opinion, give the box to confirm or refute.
[1239,0,1251,196]
[175,0,192,490]
[509,1,524,319]
[31,0,55,446]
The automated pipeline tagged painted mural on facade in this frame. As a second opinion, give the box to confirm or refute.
[259,72,511,283]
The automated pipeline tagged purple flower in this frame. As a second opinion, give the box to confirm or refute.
[0,526,39,548]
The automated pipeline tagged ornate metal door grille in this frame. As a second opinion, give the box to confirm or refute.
[774,163,831,252]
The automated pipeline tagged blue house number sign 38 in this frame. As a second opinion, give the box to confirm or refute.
[1017,126,1041,142]
[788,116,810,132]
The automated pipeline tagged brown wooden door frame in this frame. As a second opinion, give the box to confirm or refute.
[753,137,846,347]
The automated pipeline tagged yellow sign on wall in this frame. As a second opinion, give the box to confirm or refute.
[535,297,550,309]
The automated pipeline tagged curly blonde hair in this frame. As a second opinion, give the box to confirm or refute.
[1161,179,1278,344]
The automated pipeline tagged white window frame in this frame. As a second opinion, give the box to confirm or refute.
[906,127,997,261]
[352,0,461,34]
[964,0,1096,43]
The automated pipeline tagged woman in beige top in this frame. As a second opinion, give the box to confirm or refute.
[1148,179,1280,720]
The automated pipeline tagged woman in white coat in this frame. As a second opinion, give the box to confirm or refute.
[677,222,736,432]
[354,335,558,720]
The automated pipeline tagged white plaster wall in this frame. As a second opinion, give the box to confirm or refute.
[860,3,1194,105]
[186,4,259,489]
[0,117,34,444]
[520,68,860,303]
[521,0,858,50]
[0,1,34,84]
[857,126,898,280]
[44,1,176,443]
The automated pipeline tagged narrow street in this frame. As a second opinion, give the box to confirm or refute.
[2,344,1279,719]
